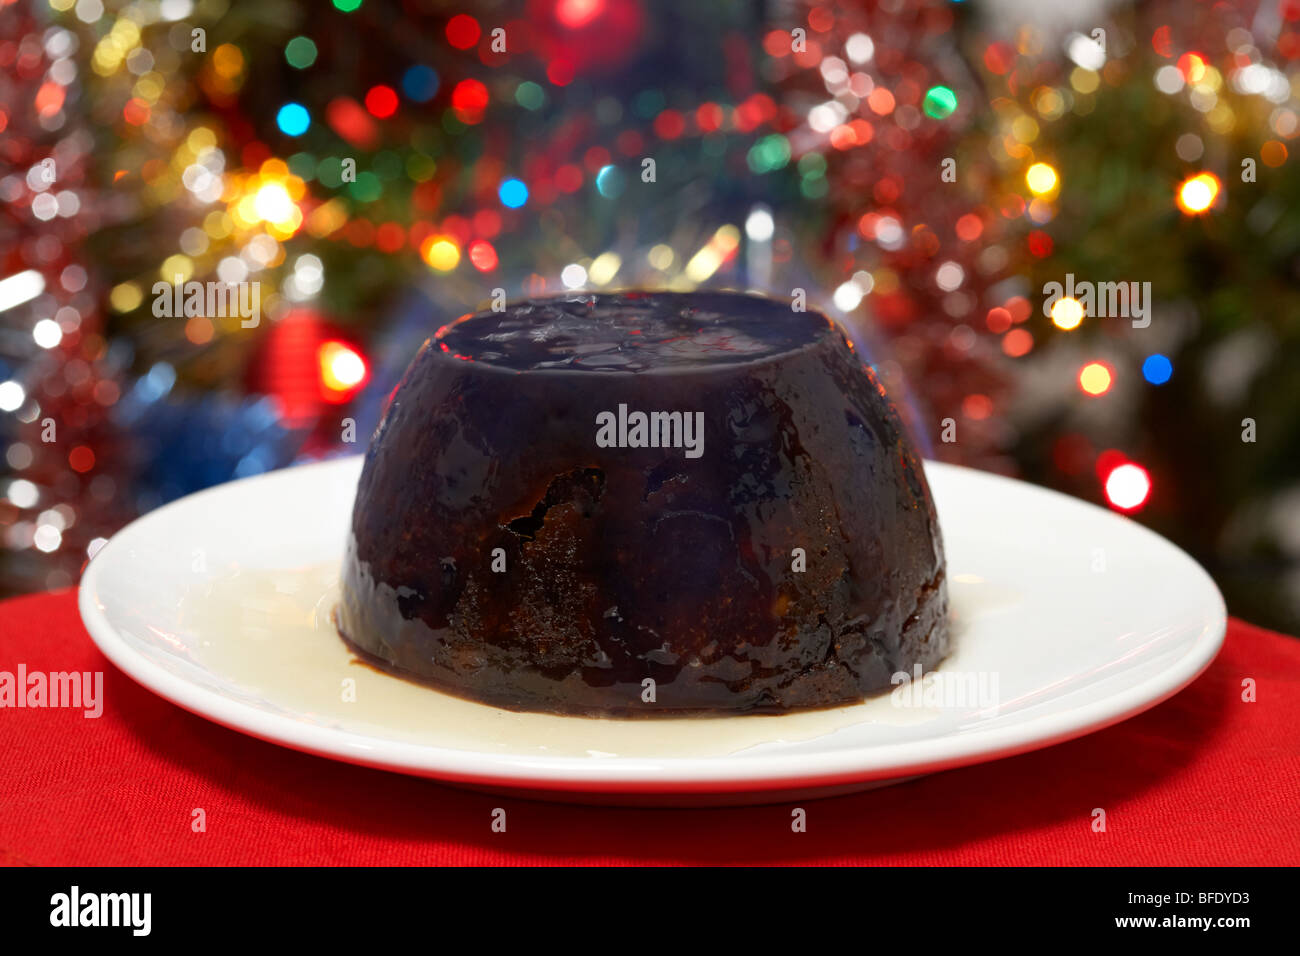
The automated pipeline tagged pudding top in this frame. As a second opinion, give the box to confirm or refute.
[433,291,833,373]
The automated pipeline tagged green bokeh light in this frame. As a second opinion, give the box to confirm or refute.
[284,36,317,69]
[747,134,790,173]
[347,171,382,202]
[797,153,826,177]
[923,85,958,120]
[316,157,343,188]
[515,81,545,111]
[800,177,829,199]
[287,151,316,180]
[332,0,363,11]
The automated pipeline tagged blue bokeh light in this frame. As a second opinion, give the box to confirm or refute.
[498,178,528,208]
[595,164,626,198]
[1142,353,1173,385]
[276,103,311,136]
[402,65,440,103]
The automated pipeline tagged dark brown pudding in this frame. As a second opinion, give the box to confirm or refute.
[337,291,947,716]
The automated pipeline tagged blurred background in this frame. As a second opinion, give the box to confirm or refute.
[1,0,1297,633]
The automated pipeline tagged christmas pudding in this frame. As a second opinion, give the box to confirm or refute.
[336,291,948,716]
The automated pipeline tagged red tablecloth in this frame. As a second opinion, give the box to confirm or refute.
[1,589,1296,866]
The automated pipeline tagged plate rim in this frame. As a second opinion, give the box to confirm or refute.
[77,456,1227,794]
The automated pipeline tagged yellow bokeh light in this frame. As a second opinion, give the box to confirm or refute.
[1051,296,1085,330]
[319,341,367,392]
[421,236,461,271]
[1011,115,1040,144]
[1206,104,1235,135]
[133,72,164,102]
[265,210,303,241]
[212,44,245,80]
[259,158,290,180]
[1079,362,1112,396]
[588,251,622,286]
[1181,53,1207,84]
[1026,162,1059,196]
[647,244,674,271]
[685,225,741,283]
[1070,68,1100,94]
[1177,172,1220,214]
[1033,87,1066,121]
[188,127,217,152]
[233,194,260,229]
[203,210,233,239]
[109,282,143,313]
[306,199,348,238]
[160,254,193,283]
[254,182,295,224]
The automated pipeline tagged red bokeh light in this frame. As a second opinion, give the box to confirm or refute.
[1027,230,1054,258]
[653,109,685,139]
[985,307,1012,334]
[554,164,583,192]
[364,85,398,119]
[956,213,984,241]
[468,239,499,272]
[445,14,481,50]
[556,0,605,28]
[326,96,378,149]
[546,58,576,86]
[451,79,489,112]
[69,446,95,473]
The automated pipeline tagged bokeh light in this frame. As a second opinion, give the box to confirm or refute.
[284,37,317,69]
[1051,296,1084,330]
[276,102,311,136]
[445,14,481,49]
[1079,362,1113,396]
[1142,354,1173,384]
[1177,172,1220,214]
[402,65,439,102]
[364,85,398,119]
[923,85,957,119]
[498,178,528,208]
[421,235,460,271]
[1026,162,1059,195]
[318,340,368,400]
[1105,463,1152,512]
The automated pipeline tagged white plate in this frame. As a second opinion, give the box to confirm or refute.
[78,456,1225,806]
